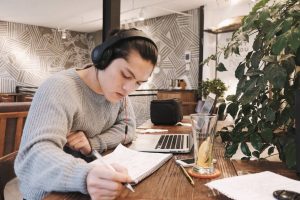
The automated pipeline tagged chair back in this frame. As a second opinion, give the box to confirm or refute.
[0,151,17,200]
[0,102,30,157]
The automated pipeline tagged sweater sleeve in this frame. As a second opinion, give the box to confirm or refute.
[14,77,93,197]
[88,96,136,152]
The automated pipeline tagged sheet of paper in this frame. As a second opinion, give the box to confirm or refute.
[205,171,300,200]
[136,129,168,133]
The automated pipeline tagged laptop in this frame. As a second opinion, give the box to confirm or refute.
[131,93,217,153]
[195,92,216,114]
[131,133,193,153]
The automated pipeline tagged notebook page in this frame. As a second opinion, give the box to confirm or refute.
[93,144,172,184]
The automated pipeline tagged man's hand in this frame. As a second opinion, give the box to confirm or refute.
[67,131,92,155]
[87,163,132,200]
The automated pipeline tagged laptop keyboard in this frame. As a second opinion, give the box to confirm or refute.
[155,134,184,149]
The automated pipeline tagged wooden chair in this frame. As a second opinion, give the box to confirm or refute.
[0,151,17,200]
[0,102,30,157]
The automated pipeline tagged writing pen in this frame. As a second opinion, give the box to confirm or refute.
[178,164,195,186]
[91,150,135,192]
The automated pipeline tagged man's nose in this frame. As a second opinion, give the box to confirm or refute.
[122,80,137,93]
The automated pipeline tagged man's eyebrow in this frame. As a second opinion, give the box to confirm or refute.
[125,68,136,79]
[125,68,148,82]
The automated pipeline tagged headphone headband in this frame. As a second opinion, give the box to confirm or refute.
[91,29,157,68]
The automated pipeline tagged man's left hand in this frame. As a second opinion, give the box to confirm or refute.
[67,131,92,156]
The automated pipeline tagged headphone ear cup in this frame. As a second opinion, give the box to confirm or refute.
[97,49,113,70]
[92,45,113,70]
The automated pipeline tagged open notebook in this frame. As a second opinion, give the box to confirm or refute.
[91,144,172,185]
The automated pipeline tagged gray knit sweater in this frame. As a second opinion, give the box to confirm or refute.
[14,68,136,200]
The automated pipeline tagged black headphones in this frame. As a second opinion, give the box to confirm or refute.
[91,29,157,70]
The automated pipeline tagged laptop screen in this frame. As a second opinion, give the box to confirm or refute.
[196,92,216,114]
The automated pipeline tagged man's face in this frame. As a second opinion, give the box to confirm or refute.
[97,50,154,103]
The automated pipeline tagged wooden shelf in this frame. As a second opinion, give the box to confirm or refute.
[157,90,197,115]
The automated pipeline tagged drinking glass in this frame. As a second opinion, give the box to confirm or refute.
[190,113,218,175]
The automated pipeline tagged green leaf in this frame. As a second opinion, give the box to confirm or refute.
[257,76,267,90]
[258,10,270,24]
[288,28,300,52]
[236,119,250,132]
[224,46,231,59]
[227,102,239,118]
[264,64,287,89]
[216,62,227,72]
[252,151,260,158]
[241,33,249,42]
[218,103,226,116]
[260,20,275,35]
[250,133,263,151]
[202,54,217,65]
[233,46,240,55]
[268,146,275,155]
[241,157,250,160]
[235,63,245,79]
[220,131,231,142]
[261,20,273,34]
[265,108,275,122]
[241,142,251,156]
[241,104,252,116]
[245,69,263,76]
[281,17,293,33]
[225,143,239,157]
[282,58,296,75]
[261,128,273,143]
[239,86,260,105]
[226,95,237,102]
[253,36,263,51]
[279,107,291,125]
[251,51,263,68]
[251,0,269,13]
[262,55,277,63]
[246,51,253,60]
[272,35,287,55]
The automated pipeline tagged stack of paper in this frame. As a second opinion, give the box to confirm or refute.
[206,171,300,200]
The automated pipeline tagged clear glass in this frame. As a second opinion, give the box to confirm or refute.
[190,113,218,174]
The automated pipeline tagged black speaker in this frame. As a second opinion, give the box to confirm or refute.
[150,99,183,125]
[295,89,300,175]
[91,29,157,70]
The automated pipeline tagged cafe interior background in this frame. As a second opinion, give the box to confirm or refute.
[0,0,257,125]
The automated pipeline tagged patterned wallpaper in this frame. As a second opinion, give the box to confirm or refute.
[136,8,200,90]
[0,8,201,125]
[0,21,94,93]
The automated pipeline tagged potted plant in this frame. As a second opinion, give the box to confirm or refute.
[198,78,228,99]
[197,78,228,119]
[203,0,300,168]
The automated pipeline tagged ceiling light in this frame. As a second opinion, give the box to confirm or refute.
[138,8,145,21]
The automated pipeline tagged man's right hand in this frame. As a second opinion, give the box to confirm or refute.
[86,163,132,200]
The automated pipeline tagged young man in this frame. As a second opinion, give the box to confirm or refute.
[15,28,158,200]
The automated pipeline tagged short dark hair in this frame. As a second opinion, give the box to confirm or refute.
[105,28,158,67]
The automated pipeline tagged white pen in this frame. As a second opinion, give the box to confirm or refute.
[91,149,135,192]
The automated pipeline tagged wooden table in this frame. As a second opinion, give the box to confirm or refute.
[44,118,299,200]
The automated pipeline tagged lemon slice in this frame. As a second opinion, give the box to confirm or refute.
[196,137,212,167]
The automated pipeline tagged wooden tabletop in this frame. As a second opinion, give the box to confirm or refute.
[44,119,299,200]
